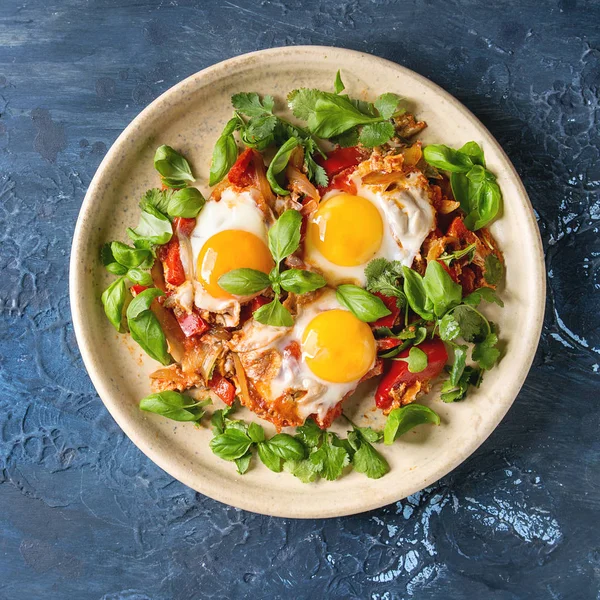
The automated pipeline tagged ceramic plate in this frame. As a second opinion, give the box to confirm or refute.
[69,46,545,518]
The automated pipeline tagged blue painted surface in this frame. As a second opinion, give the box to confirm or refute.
[0,0,599,598]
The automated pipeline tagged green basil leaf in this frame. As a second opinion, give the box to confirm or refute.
[139,391,209,422]
[257,442,283,472]
[100,243,116,266]
[209,117,241,186]
[106,262,128,275]
[383,404,441,445]
[210,429,253,461]
[280,269,327,294]
[335,284,391,322]
[101,277,129,332]
[463,167,502,230]
[459,141,485,167]
[111,242,152,269]
[253,297,294,327]
[232,92,274,117]
[449,342,468,386]
[211,405,235,435]
[266,137,301,195]
[167,187,205,218]
[268,209,303,263]
[374,92,402,119]
[265,433,306,461]
[126,288,172,365]
[248,422,265,443]
[127,309,172,365]
[127,205,173,247]
[127,268,153,286]
[154,145,195,184]
[334,70,345,94]
[235,452,252,474]
[126,287,164,319]
[218,268,271,296]
[450,172,470,211]
[423,144,474,173]
[402,266,435,321]
[395,346,428,373]
[358,121,395,148]
[351,438,389,479]
[472,332,500,370]
[422,261,462,317]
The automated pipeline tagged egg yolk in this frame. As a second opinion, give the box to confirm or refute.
[307,193,383,267]
[301,309,376,383]
[197,230,274,299]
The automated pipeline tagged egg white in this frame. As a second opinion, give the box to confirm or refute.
[256,289,375,421]
[182,188,269,314]
[304,170,435,286]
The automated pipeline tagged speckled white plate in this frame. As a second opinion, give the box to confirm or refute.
[69,46,545,518]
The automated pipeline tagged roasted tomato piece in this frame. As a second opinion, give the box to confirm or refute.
[227,148,256,187]
[250,295,271,313]
[176,311,209,338]
[372,293,400,328]
[318,146,365,178]
[375,339,448,410]
[174,217,196,237]
[377,337,403,351]
[209,374,236,406]
[130,284,148,296]
[157,238,186,287]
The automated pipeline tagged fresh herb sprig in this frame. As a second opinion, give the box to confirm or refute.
[140,391,212,422]
[288,71,404,148]
[217,210,326,326]
[423,141,502,231]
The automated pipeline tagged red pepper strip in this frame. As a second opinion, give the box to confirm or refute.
[176,311,209,338]
[377,337,403,351]
[227,148,256,187]
[250,295,270,313]
[130,284,148,297]
[174,216,196,237]
[209,374,236,406]
[372,293,400,328]
[317,146,365,178]
[157,238,186,286]
[375,339,448,410]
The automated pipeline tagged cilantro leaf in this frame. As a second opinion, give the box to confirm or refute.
[295,418,323,448]
[365,258,406,307]
[448,342,468,386]
[139,188,172,214]
[359,121,395,147]
[472,332,500,370]
[441,366,482,402]
[439,243,476,267]
[283,458,320,483]
[374,92,402,119]
[484,254,504,285]
[464,286,504,308]
[395,346,428,373]
[309,433,350,480]
[352,438,389,479]
[231,92,275,117]
[287,88,322,121]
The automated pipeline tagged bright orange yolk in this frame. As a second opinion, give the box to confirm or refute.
[301,309,376,383]
[197,230,274,299]
[307,193,383,266]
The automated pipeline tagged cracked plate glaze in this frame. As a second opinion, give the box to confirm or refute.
[69,46,545,518]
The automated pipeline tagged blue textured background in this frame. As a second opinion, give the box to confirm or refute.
[1,1,599,598]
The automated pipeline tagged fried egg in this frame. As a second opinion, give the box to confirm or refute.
[304,170,435,286]
[182,188,273,314]
[230,289,377,422]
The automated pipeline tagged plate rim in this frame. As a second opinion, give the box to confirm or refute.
[69,45,546,518]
